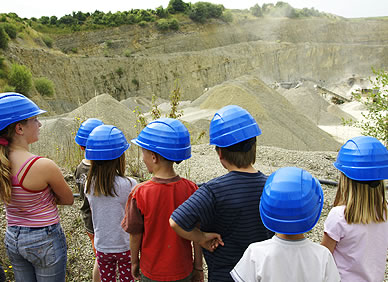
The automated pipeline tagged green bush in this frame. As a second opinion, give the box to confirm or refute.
[2,23,17,39]
[221,10,233,23]
[0,69,7,79]
[168,18,179,30]
[42,35,53,48]
[138,21,148,27]
[156,19,169,31]
[250,4,263,17]
[9,64,32,95]
[168,0,188,13]
[124,49,132,57]
[115,67,124,77]
[34,77,55,97]
[188,2,223,23]
[0,26,8,49]
[2,85,15,92]
[106,40,113,48]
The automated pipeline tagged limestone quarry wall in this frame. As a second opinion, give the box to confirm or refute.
[4,17,388,114]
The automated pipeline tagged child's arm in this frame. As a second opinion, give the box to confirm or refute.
[192,242,204,282]
[321,232,337,253]
[169,218,224,252]
[130,233,142,280]
[39,158,74,205]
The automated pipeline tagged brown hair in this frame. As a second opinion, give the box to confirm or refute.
[216,138,257,168]
[334,173,387,224]
[0,120,27,204]
[85,153,126,197]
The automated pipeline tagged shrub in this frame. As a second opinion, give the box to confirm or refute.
[34,77,55,97]
[156,19,169,31]
[106,40,113,48]
[344,68,388,146]
[2,85,15,92]
[250,4,263,17]
[168,18,179,30]
[138,21,147,27]
[9,64,32,95]
[0,26,8,49]
[2,23,17,39]
[124,49,132,57]
[42,35,53,48]
[115,67,124,77]
[132,78,139,89]
[168,0,188,13]
[221,10,233,22]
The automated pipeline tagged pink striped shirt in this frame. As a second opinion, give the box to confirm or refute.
[5,156,60,227]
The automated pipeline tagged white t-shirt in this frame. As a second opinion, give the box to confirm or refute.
[86,176,137,253]
[324,205,388,282]
[230,235,340,282]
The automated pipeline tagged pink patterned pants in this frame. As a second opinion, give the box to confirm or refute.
[96,250,134,282]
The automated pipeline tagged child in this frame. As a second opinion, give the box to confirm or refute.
[321,136,388,282]
[121,118,203,281]
[85,124,136,282]
[170,105,274,281]
[0,92,74,281]
[74,118,104,282]
[230,167,340,281]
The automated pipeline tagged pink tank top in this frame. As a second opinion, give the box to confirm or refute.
[5,156,60,227]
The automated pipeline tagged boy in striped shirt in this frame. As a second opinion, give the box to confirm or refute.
[170,105,274,281]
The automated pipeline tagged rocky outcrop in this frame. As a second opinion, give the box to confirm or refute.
[4,17,388,115]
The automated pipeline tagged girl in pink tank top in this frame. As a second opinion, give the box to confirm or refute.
[0,93,74,282]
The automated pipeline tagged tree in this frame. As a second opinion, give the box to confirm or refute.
[50,16,58,25]
[9,64,32,95]
[168,0,188,13]
[345,68,388,147]
[250,4,263,17]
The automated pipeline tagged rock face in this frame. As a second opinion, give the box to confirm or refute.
[5,17,388,114]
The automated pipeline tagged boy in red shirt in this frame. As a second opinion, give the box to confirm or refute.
[121,118,204,281]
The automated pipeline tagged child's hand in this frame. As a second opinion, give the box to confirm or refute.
[199,232,224,252]
[192,268,204,282]
[131,261,141,280]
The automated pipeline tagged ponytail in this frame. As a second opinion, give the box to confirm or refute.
[0,126,14,204]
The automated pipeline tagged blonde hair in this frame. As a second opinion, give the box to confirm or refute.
[86,154,127,197]
[0,121,27,204]
[334,173,387,224]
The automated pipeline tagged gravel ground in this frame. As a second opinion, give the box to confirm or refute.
[0,144,387,281]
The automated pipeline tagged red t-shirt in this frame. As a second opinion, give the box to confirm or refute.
[121,176,198,281]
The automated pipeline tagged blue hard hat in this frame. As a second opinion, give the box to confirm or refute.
[75,118,104,147]
[0,92,46,131]
[209,105,261,147]
[260,167,324,235]
[334,136,388,181]
[85,125,130,160]
[131,118,191,161]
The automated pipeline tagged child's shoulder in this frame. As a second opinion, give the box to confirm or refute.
[205,170,267,187]
[328,205,345,218]
[129,180,152,196]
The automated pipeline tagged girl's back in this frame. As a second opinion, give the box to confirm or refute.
[87,176,136,253]
[325,204,388,282]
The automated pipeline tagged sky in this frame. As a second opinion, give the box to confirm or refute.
[1,0,388,19]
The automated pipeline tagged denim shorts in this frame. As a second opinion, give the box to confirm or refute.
[4,223,67,282]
